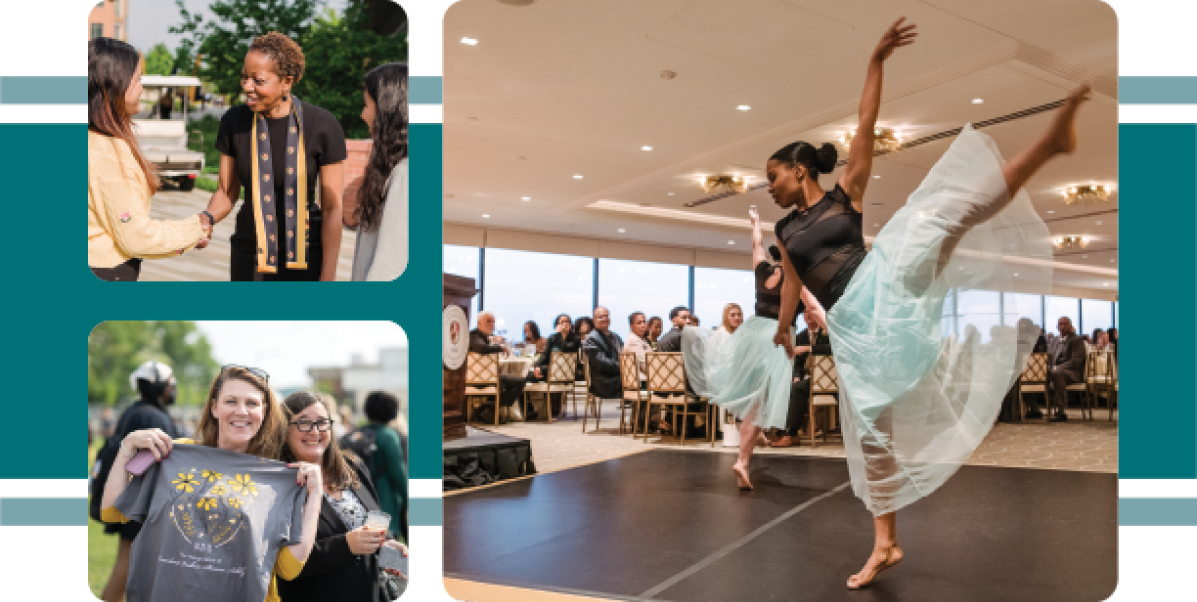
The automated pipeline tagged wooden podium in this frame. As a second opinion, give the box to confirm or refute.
[443,274,477,441]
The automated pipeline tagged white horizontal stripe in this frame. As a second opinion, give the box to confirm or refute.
[1120,479,1197,498]
[410,104,443,125]
[0,104,85,124]
[409,478,443,499]
[0,479,88,498]
[1119,104,1197,124]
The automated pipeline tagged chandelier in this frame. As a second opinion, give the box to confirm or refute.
[701,175,748,195]
[1053,235,1090,250]
[1062,185,1110,206]
[840,127,903,154]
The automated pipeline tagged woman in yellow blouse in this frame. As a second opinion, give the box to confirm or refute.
[88,38,213,281]
[100,366,323,602]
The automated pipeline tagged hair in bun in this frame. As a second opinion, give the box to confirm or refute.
[769,141,840,179]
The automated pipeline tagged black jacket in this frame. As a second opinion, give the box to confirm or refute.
[276,460,389,602]
[584,329,624,399]
[536,332,581,372]
[469,329,504,354]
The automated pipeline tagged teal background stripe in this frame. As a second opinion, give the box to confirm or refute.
[410,76,443,104]
[0,498,89,526]
[0,76,86,104]
[409,498,443,526]
[1120,76,1197,104]
[1119,124,1197,479]
[1120,499,1197,526]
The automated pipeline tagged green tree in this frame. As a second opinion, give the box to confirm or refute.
[88,322,220,407]
[171,0,319,96]
[144,43,174,76]
[297,0,408,139]
[173,39,196,76]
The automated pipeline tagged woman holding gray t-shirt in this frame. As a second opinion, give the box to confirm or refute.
[100,366,325,602]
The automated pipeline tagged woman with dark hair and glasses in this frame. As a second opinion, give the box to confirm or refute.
[202,32,348,281]
[350,62,409,281]
[276,392,407,602]
[88,37,212,281]
[99,366,325,601]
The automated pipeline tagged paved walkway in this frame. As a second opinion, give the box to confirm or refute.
[138,188,356,281]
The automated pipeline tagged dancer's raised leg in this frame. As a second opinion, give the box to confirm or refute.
[1002,84,1089,196]
[847,513,903,590]
[732,417,761,490]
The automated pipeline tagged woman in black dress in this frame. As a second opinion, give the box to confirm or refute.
[767,18,1088,589]
[527,314,581,417]
[202,32,347,281]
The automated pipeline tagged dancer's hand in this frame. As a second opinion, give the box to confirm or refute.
[804,306,827,333]
[774,329,795,358]
[871,17,918,64]
[748,208,760,228]
[196,238,210,250]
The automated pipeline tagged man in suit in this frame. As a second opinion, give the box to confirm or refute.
[584,307,624,404]
[469,311,525,422]
[1047,316,1086,422]
[656,306,690,353]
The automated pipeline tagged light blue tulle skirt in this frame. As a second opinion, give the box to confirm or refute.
[694,316,794,430]
[828,125,1053,516]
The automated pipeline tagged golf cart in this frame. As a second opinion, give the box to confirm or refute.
[134,75,206,192]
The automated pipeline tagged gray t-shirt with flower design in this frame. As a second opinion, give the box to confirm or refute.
[115,444,307,602]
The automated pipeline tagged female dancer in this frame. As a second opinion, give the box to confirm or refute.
[88,38,212,281]
[203,32,347,281]
[351,62,409,281]
[707,209,816,484]
[768,18,1082,588]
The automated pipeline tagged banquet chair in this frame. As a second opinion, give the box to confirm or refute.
[808,353,842,447]
[1017,352,1049,423]
[1069,352,1096,421]
[523,351,577,424]
[572,349,590,421]
[465,352,502,427]
[1088,350,1117,421]
[643,352,714,446]
[619,352,646,437]
[581,352,603,433]
[1109,352,1119,421]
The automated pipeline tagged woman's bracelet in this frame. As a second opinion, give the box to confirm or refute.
[119,440,137,459]
[200,211,216,228]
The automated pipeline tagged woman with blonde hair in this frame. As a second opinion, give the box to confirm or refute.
[720,304,745,334]
[99,366,324,602]
[88,37,212,281]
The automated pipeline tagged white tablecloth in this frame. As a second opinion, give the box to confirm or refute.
[499,357,534,377]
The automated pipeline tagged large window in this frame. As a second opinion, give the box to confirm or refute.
[598,259,689,340]
[444,245,480,326]
[1003,292,1044,331]
[1114,302,1119,329]
[90,23,103,39]
[956,289,1002,343]
[1081,299,1114,335]
[1045,296,1080,334]
[694,267,755,332]
[486,249,594,342]
[943,288,956,338]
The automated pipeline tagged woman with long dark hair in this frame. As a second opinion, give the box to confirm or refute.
[203,32,348,281]
[350,62,409,281]
[88,38,211,281]
[276,392,407,602]
[767,18,1085,588]
[527,314,581,418]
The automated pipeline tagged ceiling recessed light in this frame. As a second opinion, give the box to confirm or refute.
[482,214,490,219]
[737,105,751,112]
[521,197,531,201]
[667,192,675,196]
[461,37,478,46]
[874,175,881,179]
[1103,283,1109,287]
[873,223,880,227]
[573,174,584,180]
[972,98,984,105]
[618,228,626,234]
[642,146,653,151]
[1095,220,1103,225]
[1083,254,1089,258]
[1047,210,1056,214]
[1014,273,1019,277]
[1110,259,1116,263]
[728,240,735,245]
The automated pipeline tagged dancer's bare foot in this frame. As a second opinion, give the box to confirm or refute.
[846,545,904,590]
[732,463,753,490]
[1050,84,1090,155]
[756,433,771,448]
[771,435,798,448]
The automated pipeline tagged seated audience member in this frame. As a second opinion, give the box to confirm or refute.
[1046,316,1086,422]
[624,312,651,384]
[657,306,690,352]
[524,320,547,355]
[573,316,596,380]
[527,313,580,419]
[689,315,701,328]
[583,307,624,408]
[772,324,814,448]
[469,311,525,423]
[646,316,664,350]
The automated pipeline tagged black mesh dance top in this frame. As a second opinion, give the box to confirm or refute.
[754,261,784,320]
[774,183,868,311]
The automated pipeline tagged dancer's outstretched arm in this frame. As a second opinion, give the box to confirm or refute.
[750,209,767,267]
[840,17,917,210]
[773,250,804,357]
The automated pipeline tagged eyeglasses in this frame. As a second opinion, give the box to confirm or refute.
[221,364,270,382]
[290,418,334,433]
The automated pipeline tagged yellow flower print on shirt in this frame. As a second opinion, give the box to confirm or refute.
[197,497,219,511]
[172,472,199,493]
[202,469,223,483]
[209,484,228,497]
[229,474,259,498]
[228,497,242,509]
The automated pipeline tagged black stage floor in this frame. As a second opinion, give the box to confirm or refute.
[444,450,1116,602]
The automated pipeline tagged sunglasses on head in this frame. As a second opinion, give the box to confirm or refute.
[221,364,270,382]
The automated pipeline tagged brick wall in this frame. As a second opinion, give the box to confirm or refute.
[343,139,373,222]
